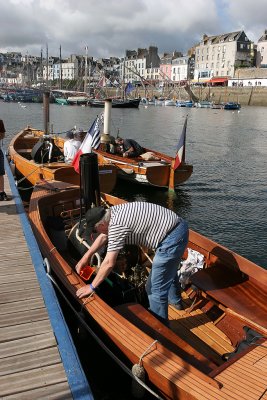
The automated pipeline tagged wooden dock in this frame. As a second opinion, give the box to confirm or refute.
[0,160,93,399]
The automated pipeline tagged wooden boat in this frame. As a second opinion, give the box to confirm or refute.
[95,146,192,190]
[28,180,267,400]
[88,98,141,108]
[224,102,241,110]
[93,101,192,190]
[48,100,192,190]
[8,126,117,193]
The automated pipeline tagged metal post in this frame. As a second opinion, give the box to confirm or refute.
[43,91,50,134]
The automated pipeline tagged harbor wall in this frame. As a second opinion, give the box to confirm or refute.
[104,86,267,106]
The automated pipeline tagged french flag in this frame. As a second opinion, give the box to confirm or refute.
[72,115,102,173]
[173,115,188,170]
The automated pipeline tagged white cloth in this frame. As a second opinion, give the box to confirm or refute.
[64,139,81,163]
[177,248,205,288]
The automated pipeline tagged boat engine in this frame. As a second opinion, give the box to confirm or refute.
[31,135,63,163]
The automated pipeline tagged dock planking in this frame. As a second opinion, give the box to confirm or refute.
[0,170,93,399]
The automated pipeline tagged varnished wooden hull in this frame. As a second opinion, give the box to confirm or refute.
[8,127,117,193]
[28,182,267,400]
[52,130,193,189]
[95,148,193,189]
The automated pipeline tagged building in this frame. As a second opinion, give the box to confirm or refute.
[171,55,190,83]
[123,46,160,84]
[194,31,254,83]
[257,29,267,68]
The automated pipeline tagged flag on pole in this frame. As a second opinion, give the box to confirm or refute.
[98,76,106,87]
[72,115,102,173]
[125,82,134,96]
[173,115,188,170]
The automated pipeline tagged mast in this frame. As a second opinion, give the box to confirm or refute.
[46,43,49,88]
[122,57,125,100]
[84,45,88,93]
[59,45,62,90]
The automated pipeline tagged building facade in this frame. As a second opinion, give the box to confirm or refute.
[194,31,254,83]
[257,29,267,68]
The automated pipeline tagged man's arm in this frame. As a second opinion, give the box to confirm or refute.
[76,250,120,299]
[75,233,108,274]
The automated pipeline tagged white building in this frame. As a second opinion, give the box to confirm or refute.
[194,31,254,83]
[257,29,267,68]
[171,56,189,82]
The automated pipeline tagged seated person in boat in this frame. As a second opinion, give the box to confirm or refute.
[75,202,188,325]
[115,137,144,158]
[63,130,82,164]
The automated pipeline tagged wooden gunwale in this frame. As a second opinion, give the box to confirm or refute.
[28,182,267,400]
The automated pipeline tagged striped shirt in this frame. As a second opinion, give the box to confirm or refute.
[107,202,180,252]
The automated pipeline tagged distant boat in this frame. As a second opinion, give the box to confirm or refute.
[55,97,69,105]
[211,102,224,109]
[164,99,177,106]
[176,100,194,108]
[224,102,241,110]
[195,100,212,108]
[88,98,141,108]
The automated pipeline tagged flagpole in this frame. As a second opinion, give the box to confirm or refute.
[168,114,188,191]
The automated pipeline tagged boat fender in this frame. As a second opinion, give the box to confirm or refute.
[131,339,158,398]
[131,364,146,399]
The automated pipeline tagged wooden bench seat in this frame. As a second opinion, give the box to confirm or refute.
[115,303,218,374]
[17,148,32,154]
[190,265,267,330]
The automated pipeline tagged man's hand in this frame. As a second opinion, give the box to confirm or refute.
[76,285,94,299]
[75,259,86,275]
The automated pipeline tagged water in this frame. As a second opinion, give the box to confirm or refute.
[2,101,266,268]
[1,101,267,399]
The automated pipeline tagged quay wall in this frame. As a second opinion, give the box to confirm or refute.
[104,86,267,106]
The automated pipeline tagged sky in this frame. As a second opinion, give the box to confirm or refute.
[0,0,266,59]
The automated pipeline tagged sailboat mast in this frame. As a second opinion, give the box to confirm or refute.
[59,45,62,90]
[84,45,88,93]
[46,44,49,88]
[122,58,125,100]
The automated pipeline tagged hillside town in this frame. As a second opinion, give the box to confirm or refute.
[1,29,267,92]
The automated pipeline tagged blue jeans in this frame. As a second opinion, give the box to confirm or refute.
[145,218,189,324]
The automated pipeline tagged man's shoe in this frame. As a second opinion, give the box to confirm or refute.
[170,303,184,311]
[0,192,8,201]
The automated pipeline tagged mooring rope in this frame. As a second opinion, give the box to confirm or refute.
[44,261,163,400]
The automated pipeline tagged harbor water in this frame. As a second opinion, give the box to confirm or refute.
[1,101,266,269]
[1,101,266,399]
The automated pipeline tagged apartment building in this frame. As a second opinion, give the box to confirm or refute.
[257,29,267,68]
[194,31,254,83]
[123,46,160,83]
[171,56,189,82]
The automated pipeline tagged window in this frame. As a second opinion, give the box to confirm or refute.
[240,44,244,49]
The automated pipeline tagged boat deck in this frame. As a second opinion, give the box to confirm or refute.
[0,170,92,399]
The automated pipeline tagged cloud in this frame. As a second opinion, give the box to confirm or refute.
[0,0,266,59]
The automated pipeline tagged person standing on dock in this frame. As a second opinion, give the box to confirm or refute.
[0,119,8,201]
[75,202,188,325]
